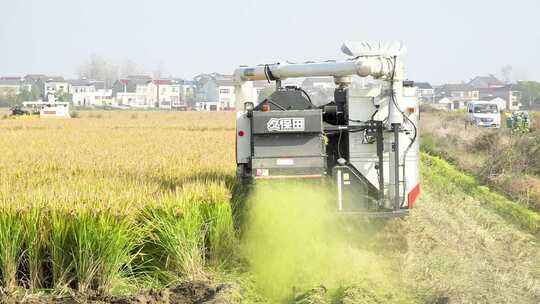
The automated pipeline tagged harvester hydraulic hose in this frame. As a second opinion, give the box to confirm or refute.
[393,123,401,211]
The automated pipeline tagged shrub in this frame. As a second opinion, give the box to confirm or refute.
[419,103,441,113]
[468,130,502,152]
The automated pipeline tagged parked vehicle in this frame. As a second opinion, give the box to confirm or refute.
[9,105,30,116]
[466,101,501,128]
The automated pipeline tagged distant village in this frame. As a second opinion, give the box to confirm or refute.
[0,73,276,111]
[0,72,533,112]
[416,75,524,111]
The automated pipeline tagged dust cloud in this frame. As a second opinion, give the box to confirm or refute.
[241,181,406,303]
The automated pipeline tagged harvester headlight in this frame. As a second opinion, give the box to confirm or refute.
[244,102,254,112]
[245,102,254,117]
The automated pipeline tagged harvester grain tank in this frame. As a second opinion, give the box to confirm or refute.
[234,42,420,216]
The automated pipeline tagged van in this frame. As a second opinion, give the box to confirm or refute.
[466,101,501,128]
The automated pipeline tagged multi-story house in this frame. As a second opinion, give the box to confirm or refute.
[178,80,196,110]
[0,78,25,97]
[201,75,236,110]
[436,83,479,103]
[42,77,69,100]
[112,76,155,108]
[69,79,111,107]
[69,79,96,106]
[467,75,521,110]
[468,75,505,89]
[415,82,434,102]
[478,84,522,110]
[154,79,182,109]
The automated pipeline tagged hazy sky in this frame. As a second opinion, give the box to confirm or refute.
[1,0,539,84]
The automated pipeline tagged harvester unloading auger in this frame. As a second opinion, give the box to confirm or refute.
[234,42,420,217]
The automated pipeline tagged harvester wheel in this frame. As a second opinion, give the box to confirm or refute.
[236,164,251,184]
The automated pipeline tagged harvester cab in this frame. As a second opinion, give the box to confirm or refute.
[234,42,420,217]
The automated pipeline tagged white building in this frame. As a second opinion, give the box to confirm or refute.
[154,79,182,109]
[415,82,435,102]
[115,92,143,107]
[70,80,96,106]
[112,78,155,108]
[112,77,189,109]
[43,77,69,100]
[135,81,157,107]
[201,75,236,110]
[69,80,113,107]
[94,87,113,106]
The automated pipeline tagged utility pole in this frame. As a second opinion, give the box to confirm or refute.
[155,81,160,109]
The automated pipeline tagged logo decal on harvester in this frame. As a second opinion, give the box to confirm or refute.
[267,117,305,132]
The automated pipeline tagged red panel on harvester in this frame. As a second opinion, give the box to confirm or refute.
[408,184,421,209]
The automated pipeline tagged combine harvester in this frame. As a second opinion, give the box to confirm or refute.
[234,42,420,217]
[19,94,71,118]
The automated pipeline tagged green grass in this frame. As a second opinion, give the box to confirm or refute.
[0,209,25,291]
[24,205,47,290]
[141,198,207,282]
[422,153,540,236]
[0,187,238,296]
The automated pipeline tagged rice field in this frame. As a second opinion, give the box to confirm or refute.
[0,111,238,295]
[1,110,538,303]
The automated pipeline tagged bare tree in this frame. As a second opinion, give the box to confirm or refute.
[499,65,513,83]
[152,62,165,80]
[119,60,143,77]
[77,54,119,88]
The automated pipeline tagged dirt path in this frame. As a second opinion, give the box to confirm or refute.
[7,281,240,304]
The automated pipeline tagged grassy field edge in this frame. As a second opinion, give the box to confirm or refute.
[421,152,540,236]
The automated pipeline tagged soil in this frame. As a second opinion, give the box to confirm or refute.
[4,281,239,304]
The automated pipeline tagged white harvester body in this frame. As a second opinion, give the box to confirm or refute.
[234,42,420,216]
[22,101,71,118]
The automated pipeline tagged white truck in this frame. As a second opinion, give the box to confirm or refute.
[466,101,501,128]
